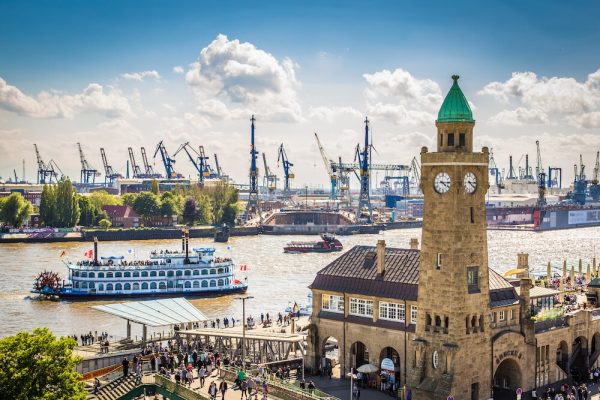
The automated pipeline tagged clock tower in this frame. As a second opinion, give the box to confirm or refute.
[410,75,491,400]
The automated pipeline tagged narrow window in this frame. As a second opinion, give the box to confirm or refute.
[447,133,455,146]
[479,314,484,332]
[436,253,442,269]
[467,266,479,292]
[470,207,474,224]
[466,316,470,334]
[499,310,505,321]
[459,133,466,147]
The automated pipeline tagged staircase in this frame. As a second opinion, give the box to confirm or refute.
[87,373,143,400]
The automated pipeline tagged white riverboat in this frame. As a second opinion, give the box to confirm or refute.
[32,233,248,299]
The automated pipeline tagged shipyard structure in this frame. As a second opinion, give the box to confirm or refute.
[306,76,600,399]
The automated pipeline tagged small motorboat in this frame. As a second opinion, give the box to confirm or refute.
[214,224,230,243]
[284,233,343,253]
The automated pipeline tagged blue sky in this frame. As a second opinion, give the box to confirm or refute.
[1,1,600,185]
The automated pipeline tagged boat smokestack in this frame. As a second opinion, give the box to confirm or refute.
[181,230,185,252]
[93,237,99,266]
[410,238,419,250]
[184,229,190,264]
[377,239,385,276]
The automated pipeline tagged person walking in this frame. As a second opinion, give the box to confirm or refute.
[219,379,228,400]
[209,381,218,400]
[132,355,139,375]
[122,357,129,377]
[199,365,207,388]
[241,378,249,400]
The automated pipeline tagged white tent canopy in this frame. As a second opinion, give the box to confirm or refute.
[92,297,208,327]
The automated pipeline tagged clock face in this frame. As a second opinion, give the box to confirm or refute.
[434,172,451,194]
[464,172,477,194]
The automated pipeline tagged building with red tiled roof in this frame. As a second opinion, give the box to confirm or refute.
[101,205,140,228]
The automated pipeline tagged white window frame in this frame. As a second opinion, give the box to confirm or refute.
[499,310,505,321]
[509,309,514,320]
[379,302,405,322]
[322,294,344,313]
[350,298,373,317]
[410,305,418,324]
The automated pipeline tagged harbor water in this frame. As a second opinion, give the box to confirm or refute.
[0,227,599,339]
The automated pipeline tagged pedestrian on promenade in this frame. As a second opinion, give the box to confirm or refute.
[261,382,268,400]
[241,378,249,399]
[133,355,139,375]
[199,366,207,388]
[219,379,228,400]
[209,381,218,400]
[122,357,129,377]
[93,378,100,395]
[232,317,235,327]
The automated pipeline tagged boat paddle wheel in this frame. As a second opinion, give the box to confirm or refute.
[33,270,62,297]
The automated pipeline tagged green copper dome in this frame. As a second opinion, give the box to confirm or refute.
[437,75,474,123]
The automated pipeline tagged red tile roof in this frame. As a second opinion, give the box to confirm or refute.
[102,205,139,219]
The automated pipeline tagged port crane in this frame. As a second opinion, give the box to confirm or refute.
[507,155,517,180]
[128,147,143,178]
[141,147,161,178]
[213,153,230,183]
[590,151,600,201]
[100,148,123,184]
[77,143,100,184]
[535,140,547,206]
[262,152,278,194]
[355,117,373,223]
[174,142,210,183]
[244,115,261,223]
[277,143,294,197]
[153,141,181,179]
[34,144,58,184]
[569,155,588,205]
[314,132,337,200]
[488,149,504,189]
[410,156,421,189]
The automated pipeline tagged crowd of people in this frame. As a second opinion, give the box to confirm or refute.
[538,382,591,399]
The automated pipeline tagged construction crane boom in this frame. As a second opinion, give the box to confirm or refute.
[174,142,204,180]
[410,156,421,189]
[128,147,143,178]
[314,132,337,200]
[593,151,600,184]
[100,148,122,184]
[214,153,222,179]
[77,142,99,184]
[153,141,180,179]
[34,144,58,184]
[141,147,157,176]
[277,143,294,195]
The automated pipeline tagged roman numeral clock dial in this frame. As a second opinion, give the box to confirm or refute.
[434,172,451,194]
[464,172,477,194]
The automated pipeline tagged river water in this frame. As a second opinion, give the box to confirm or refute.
[0,227,599,339]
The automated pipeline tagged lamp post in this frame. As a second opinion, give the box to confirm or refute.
[235,295,254,370]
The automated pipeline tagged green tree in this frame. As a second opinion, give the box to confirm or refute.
[0,193,33,227]
[121,193,138,207]
[182,197,197,225]
[39,184,57,227]
[98,218,112,230]
[151,179,160,195]
[196,193,212,225]
[132,192,161,219]
[54,178,79,227]
[89,190,121,210]
[77,196,97,227]
[0,327,86,400]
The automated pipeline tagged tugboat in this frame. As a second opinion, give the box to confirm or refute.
[214,223,230,243]
[283,233,343,254]
[31,231,248,299]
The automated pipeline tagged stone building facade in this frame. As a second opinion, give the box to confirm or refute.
[307,75,600,400]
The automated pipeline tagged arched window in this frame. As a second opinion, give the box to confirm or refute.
[124,271,131,278]
[167,271,174,277]
[168,281,174,289]
[201,269,208,275]
[133,271,140,278]
[98,272,105,278]
[210,269,216,275]
[89,282,95,289]
[150,271,157,277]
[98,283,104,291]
[150,282,157,290]
[106,272,113,278]
[159,282,167,290]
[159,271,166,277]
[184,270,191,276]
[88,272,95,278]
[218,279,224,287]
[142,282,148,290]
[115,272,122,278]
[106,283,113,291]
[74,282,79,288]
[217,268,224,274]
[141,271,149,277]
[193,281,200,288]
[73,271,79,277]
[185,281,192,288]
[175,270,182,277]
[201,281,208,288]
[81,282,88,289]
[133,283,140,291]
[193,270,200,276]
[210,280,216,287]
[115,283,122,291]
[124,283,131,290]
[81,272,88,278]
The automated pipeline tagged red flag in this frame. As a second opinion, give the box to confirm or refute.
[59,251,66,258]
[239,265,247,271]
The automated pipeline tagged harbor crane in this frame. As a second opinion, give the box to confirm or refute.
[174,142,210,183]
[331,157,352,206]
[507,155,517,180]
[277,143,294,197]
[34,144,58,184]
[314,132,337,200]
[244,115,261,223]
[214,153,230,183]
[489,149,504,189]
[100,148,123,184]
[535,140,547,206]
[77,143,100,184]
[547,167,562,189]
[568,155,588,205]
[410,156,421,189]
[355,117,373,223]
[141,147,161,178]
[153,141,181,179]
[128,147,143,178]
[262,152,278,194]
[590,151,600,201]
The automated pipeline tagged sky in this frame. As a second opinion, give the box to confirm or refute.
[1,0,600,188]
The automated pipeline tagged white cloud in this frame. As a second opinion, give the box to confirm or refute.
[186,34,302,122]
[480,69,600,127]
[121,70,161,82]
[172,66,184,74]
[308,106,362,122]
[362,68,443,125]
[489,107,549,126]
[0,77,133,119]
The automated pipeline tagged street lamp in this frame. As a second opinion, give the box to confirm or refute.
[235,295,254,370]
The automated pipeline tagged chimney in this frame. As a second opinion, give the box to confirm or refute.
[410,238,419,250]
[377,240,385,276]
[93,237,99,266]
[517,253,529,278]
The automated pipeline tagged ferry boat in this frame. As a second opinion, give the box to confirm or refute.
[31,232,248,299]
[283,233,343,254]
